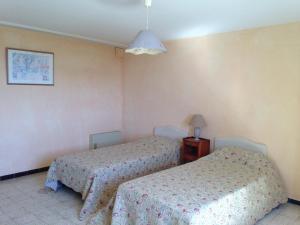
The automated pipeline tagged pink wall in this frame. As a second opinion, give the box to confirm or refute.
[123,22,300,200]
[0,26,123,176]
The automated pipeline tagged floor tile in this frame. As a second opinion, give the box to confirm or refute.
[292,216,300,225]
[279,204,300,221]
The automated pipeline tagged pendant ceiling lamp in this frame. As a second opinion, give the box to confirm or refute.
[125,0,167,55]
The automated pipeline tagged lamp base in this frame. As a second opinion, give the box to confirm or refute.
[194,127,201,140]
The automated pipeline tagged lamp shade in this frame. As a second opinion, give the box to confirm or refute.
[190,114,207,128]
[125,30,167,55]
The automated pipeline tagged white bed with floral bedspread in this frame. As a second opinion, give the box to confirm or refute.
[90,137,287,225]
[45,126,187,220]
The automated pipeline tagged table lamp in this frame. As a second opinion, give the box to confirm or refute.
[190,114,207,140]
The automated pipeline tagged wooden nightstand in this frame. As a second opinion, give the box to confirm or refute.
[182,137,210,163]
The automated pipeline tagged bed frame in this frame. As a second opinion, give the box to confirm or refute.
[214,137,267,155]
[154,126,188,140]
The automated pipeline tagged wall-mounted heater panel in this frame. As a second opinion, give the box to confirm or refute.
[89,131,123,150]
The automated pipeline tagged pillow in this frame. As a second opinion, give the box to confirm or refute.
[207,147,266,166]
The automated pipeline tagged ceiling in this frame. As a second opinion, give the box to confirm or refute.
[0,0,300,47]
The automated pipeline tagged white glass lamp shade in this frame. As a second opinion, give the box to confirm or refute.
[125,30,167,55]
[189,114,207,128]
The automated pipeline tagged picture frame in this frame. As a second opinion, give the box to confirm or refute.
[6,48,54,86]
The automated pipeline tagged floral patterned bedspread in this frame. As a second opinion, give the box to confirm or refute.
[90,147,287,225]
[45,136,180,220]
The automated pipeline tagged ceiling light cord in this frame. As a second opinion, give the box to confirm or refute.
[145,0,151,30]
[146,6,149,30]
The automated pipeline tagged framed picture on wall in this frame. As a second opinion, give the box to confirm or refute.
[6,48,54,85]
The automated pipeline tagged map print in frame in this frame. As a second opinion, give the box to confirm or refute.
[6,48,54,85]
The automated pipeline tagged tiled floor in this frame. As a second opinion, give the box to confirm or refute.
[0,173,85,225]
[0,172,299,225]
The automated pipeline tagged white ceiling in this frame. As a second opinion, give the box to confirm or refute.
[0,0,300,47]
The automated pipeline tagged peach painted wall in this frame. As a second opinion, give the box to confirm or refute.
[0,26,123,176]
[123,22,300,200]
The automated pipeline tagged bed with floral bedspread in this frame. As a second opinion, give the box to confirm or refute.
[90,147,287,225]
[45,136,180,220]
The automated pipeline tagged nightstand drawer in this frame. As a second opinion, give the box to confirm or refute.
[182,154,198,162]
